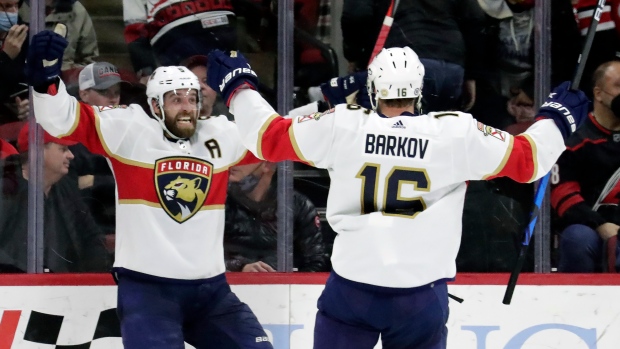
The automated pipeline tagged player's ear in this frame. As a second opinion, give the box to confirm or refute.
[150,99,161,116]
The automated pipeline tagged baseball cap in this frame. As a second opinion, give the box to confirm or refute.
[79,62,125,90]
[17,124,77,152]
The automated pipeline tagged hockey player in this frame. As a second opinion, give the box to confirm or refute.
[25,31,272,349]
[206,47,590,348]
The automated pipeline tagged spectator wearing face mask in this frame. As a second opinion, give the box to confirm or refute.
[224,161,328,272]
[19,0,99,70]
[0,0,29,124]
[552,60,620,273]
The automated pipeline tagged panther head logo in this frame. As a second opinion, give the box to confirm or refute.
[155,157,213,223]
[163,176,206,221]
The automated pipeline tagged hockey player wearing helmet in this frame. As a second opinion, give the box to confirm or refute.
[147,65,202,139]
[366,46,425,113]
[207,46,590,348]
[25,31,272,349]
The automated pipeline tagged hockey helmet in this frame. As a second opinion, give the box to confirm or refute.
[146,66,202,139]
[367,47,425,110]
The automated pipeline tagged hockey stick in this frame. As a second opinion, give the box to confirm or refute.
[369,0,401,63]
[502,0,605,305]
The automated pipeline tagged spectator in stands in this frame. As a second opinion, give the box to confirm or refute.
[123,0,237,84]
[19,0,99,70]
[0,124,110,273]
[78,61,124,106]
[471,0,580,130]
[72,61,127,249]
[572,0,620,96]
[181,54,226,119]
[341,0,486,112]
[224,161,328,272]
[552,60,620,273]
[0,0,28,125]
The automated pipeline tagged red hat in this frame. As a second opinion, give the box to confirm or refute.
[17,123,77,152]
[0,138,18,159]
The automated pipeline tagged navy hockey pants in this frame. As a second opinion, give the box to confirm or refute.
[313,272,449,349]
[116,272,272,349]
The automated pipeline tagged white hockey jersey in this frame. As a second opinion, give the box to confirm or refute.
[231,89,566,288]
[32,81,256,280]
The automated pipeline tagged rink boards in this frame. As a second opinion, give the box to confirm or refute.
[0,273,619,349]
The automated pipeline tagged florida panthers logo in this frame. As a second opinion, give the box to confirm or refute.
[155,157,213,223]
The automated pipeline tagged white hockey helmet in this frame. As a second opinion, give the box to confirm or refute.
[146,66,202,139]
[367,47,425,110]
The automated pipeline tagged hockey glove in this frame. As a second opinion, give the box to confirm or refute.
[536,81,590,140]
[320,71,370,109]
[24,30,68,89]
[207,50,258,107]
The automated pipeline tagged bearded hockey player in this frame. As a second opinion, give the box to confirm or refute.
[25,30,272,349]
[206,47,590,349]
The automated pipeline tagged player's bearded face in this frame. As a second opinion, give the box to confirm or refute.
[162,89,199,138]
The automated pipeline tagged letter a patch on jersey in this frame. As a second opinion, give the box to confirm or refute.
[154,157,213,223]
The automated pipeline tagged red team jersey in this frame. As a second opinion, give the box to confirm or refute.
[32,80,257,280]
[230,89,566,288]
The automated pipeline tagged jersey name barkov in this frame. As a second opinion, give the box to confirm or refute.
[364,134,429,159]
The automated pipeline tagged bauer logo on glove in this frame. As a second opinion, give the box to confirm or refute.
[536,81,590,140]
[207,50,259,107]
[540,100,577,133]
[218,67,257,93]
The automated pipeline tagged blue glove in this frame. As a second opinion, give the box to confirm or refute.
[320,71,370,109]
[207,50,258,107]
[25,30,68,88]
[536,81,590,140]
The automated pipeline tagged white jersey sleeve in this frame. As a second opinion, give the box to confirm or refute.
[230,89,338,168]
[433,111,565,183]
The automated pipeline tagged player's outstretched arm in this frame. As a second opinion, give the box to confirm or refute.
[465,82,589,183]
[26,30,100,144]
[207,50,335,166]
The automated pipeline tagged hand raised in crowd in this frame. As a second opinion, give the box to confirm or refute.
[507,90,535,123]
[596,222,619,240]
[15,96,29,120]
[1,24,28,60]
[241,261,276,272]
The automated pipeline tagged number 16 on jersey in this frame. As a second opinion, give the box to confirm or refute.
[356,163,430,218]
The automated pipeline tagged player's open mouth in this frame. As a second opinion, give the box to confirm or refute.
[177,117,193,124]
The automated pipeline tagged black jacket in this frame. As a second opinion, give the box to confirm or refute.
[0,155,110,272]
[224,184,328,272]
[0,19,28,124]
[342,0,486,79]
[551,114,620,231]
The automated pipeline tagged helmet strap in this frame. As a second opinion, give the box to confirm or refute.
[148,97,183,140]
